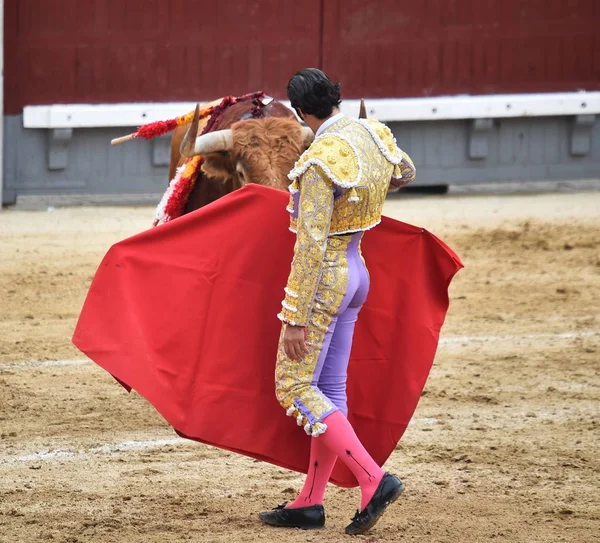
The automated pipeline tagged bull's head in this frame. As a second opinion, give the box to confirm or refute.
[180,104,314,191]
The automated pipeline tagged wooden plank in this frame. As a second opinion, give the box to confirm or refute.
[5,0,600,113]
[5,0,322,109]
[4,0,19,114]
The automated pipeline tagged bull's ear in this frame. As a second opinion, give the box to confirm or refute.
[180,104,201,157]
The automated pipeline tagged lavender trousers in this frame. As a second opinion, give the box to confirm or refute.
[310,232,370,417]
[275,232,371,434]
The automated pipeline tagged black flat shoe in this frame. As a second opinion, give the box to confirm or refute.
[345,473,404,536]
[259,502,325,530]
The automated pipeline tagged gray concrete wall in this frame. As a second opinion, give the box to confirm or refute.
[3,114,599,206]
[3,116,170,205]
[393,116,600,185]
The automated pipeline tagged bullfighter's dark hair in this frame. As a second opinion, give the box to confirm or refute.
[287,68,341,120]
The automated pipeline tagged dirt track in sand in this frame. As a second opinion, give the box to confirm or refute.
[0,192,599,543]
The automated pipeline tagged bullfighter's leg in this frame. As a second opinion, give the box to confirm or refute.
[311,238,385,510]
[285,431,338,508]
[276,233,384,509]
[285,298,367,509]
[275,234,358,436]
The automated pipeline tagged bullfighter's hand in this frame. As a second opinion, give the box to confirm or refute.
[284,324,309,361]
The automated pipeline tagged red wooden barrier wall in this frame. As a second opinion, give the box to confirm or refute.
[3,0,322,114]
[4,0,600,115]
[322,0,600,97]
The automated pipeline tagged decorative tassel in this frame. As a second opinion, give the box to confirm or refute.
[304,423,312,435]
[286,406,296,417]
[311,423,328,437]
[121,90,264,142]
[132,101,215,141]
[296,414,304,426]
[347,187,360,202]
[281,301,298,312]
[284,287,298,298]
[153,156,203,226]
[286,196,295,214]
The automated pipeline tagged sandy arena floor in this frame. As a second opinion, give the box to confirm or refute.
[0,191,598,543]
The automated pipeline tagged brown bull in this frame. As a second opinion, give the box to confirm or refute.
[170,100,314,213]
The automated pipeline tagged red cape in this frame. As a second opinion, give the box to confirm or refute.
[73,184,462,487]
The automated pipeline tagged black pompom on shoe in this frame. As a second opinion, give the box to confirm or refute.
[259,502,325,530]
[345,473,404,536]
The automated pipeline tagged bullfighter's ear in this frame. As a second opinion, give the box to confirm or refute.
[301,127,314,147]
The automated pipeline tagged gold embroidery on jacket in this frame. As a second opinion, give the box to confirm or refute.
[275,236,351,434]
[391,152,417,189]
[286,116,416,236]
[278,165,334,326]
[289,134,361,188]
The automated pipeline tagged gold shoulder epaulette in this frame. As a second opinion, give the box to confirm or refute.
[288,134,362,188]
[358,119,403,165]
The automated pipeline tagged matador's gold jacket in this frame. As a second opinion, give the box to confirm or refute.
[278,115,416,327]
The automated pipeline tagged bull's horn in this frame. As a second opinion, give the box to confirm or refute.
[359,98,367,119]
[180,103,201,157]
[180,104,234,157]
[188,129,234,156]
[301,127,315,147]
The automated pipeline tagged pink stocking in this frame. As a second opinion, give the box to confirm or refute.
[318,410,384,510]
[287,436,337,508]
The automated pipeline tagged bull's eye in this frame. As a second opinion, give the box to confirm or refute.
[236,162,248,185]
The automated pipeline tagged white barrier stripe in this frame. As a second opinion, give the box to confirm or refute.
[23,92,600,128]
[1,438,189,467]
[0,330,597,371]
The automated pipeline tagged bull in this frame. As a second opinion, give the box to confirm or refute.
[172,99,314,213]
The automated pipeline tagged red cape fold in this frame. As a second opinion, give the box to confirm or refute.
[73,184,463,487]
